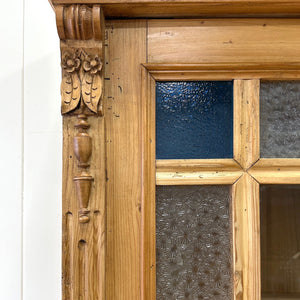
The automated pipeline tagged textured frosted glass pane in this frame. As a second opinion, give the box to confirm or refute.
[261,185,300,299]
[156,186,233,299]
[260,81,300,158]
[156,81,233,159]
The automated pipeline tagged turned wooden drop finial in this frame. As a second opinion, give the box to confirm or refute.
[73,114,94,223]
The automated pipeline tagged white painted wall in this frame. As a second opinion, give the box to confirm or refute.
[0,1,61,299]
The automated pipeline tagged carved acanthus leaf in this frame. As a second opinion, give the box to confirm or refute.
[61,73,81,114]
[82,73,102,113]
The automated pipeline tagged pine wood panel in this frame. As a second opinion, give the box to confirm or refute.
[234,80,260,170]
[105,20,147,300]
[156,159,243,185]
[249,158,300,184]
[148,19,300,64]
[233,174,260,300]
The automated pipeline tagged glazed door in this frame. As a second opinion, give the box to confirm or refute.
[105,19,300,300]
[59,15,300,300]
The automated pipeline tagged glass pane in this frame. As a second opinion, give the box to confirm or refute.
[156,185,233,299]
[156,81,233,159]
[260,185,300,299]
[260,81,300,158]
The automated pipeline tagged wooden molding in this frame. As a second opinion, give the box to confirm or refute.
[144,63,300,81]
[141,67,156,300]
[248,158,300,184]
[50,1,300,18]
[156,159,243,185]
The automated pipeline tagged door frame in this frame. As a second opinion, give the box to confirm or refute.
[48,2,300,299]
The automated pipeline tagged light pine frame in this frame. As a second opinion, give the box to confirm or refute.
[141,64,300,300]
[47,1,300,298]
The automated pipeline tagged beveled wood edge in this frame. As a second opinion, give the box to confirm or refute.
[156,171,243,185]
[156,159,243,185]
[141,68,156,300]
[156,159,242,171]
[143,63,300,81]
[49,1,300,19]
[248,158,300,184]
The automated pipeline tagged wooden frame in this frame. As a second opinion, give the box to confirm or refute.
[141,64,300,300]
[47,2,300,299]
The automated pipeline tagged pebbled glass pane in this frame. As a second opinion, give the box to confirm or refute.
[156,81,233,159]
[156,185,233,299]
[260,81,300,158]
[261,185,300,299]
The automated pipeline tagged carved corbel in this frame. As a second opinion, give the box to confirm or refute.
[55,5,104,41]
[56,5,105,224]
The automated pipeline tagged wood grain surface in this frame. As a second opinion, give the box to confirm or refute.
[62,116,106,300]
[156,159,243,185]
[233,174,260,300]
[234,80,260,170]
[104,20,147,300]
[148,19,300,64]
[145,63,300,81]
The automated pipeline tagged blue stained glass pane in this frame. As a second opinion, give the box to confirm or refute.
[156,81,233,159]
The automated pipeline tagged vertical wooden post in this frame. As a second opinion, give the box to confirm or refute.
[233,79,261,300]
[234,79,260,170]
[55,5,106,299]
[233,174,260,300]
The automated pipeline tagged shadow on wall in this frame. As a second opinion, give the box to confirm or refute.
[23,52,62,300]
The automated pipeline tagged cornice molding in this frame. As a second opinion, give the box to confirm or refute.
[50,0,300,18]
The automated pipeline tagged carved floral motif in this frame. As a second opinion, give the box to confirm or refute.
[61,49,103,114]
[61,51,81,73]
[82,55,103,74]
